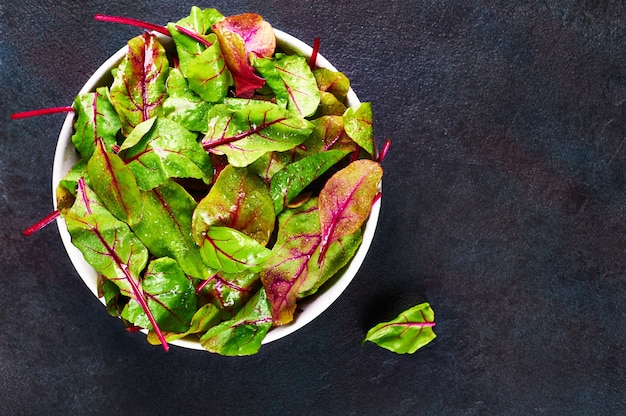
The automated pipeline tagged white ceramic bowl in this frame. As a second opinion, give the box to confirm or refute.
[52,29,381,350]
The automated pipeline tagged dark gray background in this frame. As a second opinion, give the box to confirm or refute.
[1,1,625,414]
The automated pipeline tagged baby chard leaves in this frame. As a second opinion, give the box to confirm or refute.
[71,87,121,159]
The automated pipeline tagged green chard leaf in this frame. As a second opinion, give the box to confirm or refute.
[201,101,313,167]
[192,164,275,246]
[65,179,170,350]
[317,91,347,116]
[197,226,271,274]
[199,287,273,356]
[163,68,212,132]
[167,6,225,74]
[146,303,222,345]
[318,159,382,261]
[260,197,362,325]
[121,117,213,190]
[313,68,350,103]
[86,139,143,226]
[185,33,230,103]
[110,32,169,136]
[71,86,121,159]
[131,179,209,280]
[304,115,360,155]
[269,149,350,214]
[363,302,436,354]
[197,269,260,320]
[122,257,197,333]
[343,102,375,156]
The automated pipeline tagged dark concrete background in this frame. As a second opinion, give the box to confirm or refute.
[1,1,625,414]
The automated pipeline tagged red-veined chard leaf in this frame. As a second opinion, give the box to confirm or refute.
[303,115,360,155]
[131,179,209,279]
[318,159,382,261]
[313,68,350,103]
[185,33,230,103]
[248,150,296,183]
[120,117,213,190]
[64,179,168,350]
[146,303,221,345]
[71,86,121,159]
[254,54,321,118]
[363,302,436,354]
[343,102,375,156]
[201,101,313,167]
[197,269,260,320]
[211,13,275,97]
[260,197,362,325]
[121,257,197,333]
[271,54,321,118]
[270,149,350,214]
[56,159,89,214]
[192,164,275,245]
[86,139,143,226]
[197,226,271,274]
[316,91,347,117]
[199,287,272,356]
[163,68,211,132]
[110,32,169,136]
[167,6,224,74]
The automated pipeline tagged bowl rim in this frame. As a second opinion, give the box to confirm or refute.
[52,28,381,350]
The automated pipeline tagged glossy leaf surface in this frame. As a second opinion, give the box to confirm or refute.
[199,288,272,356]
[71,87,121,159]
[363,302,436,354]
[192,165,275,245]
[122,257,197,333]
[198,226,271,274]
[121,117,213,190]
[162,68,211,132]
[185,33,230,103]
[343,102,375,156]
[318,159,382,260]
[110,33,169,135]
[201,101,313,167]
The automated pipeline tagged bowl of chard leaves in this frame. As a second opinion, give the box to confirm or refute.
[51,7,384,355]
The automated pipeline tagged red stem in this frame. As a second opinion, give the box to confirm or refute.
[23,210,61,236]
[11,106,74,120]
[377,139,391,163]
[309,37,321,70]
[175,25,213,47]
[94,14,170,37]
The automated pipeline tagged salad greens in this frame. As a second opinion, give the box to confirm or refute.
[363,302,436,354]
[50,7,385,354]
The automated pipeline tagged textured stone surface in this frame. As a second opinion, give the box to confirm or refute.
[1,1,624,414]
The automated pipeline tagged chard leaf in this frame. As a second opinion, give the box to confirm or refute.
[121,117,213,190]
[185,33,230,103]
[122,257,197,333]
[110,33,169,136]
[317,91,347,116]
[318,159,382,260]
[86,139,143,226]
[163,68,211,132]
[199,288,272,356]
[201,101,313,167]
[304,115,359,154]
[252,57,290,108]
[65,179,169,349]
[211,13,275,97]
[146,303,221,345]
[131,179,209,279]
[248,151,295,183]
[197,226,271,274]
[343,102,375,156]
[71,86,121,159]
[167,6,224,74]
[272,53,321,118]
[270,149,350,214]
[363,302,436,354]
[260,198,362,325]
[192,164,275,246]
[313,68,350,103]
[197,270,260,320]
